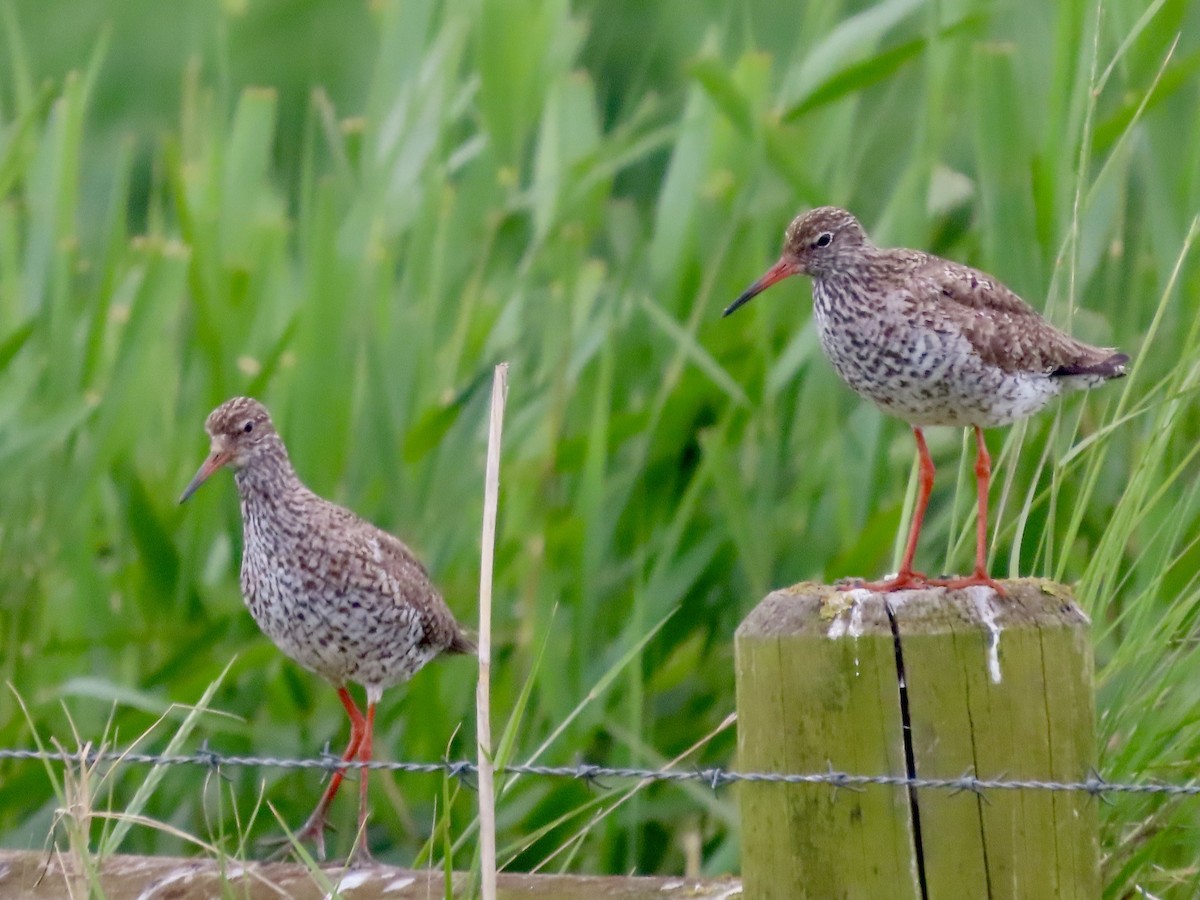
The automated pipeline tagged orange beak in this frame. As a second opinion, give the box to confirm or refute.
[179,449,233,504]
[722,256,802,317]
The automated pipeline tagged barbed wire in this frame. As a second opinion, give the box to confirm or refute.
[1,745,1197,798]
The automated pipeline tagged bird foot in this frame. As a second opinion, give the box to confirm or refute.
[344,833,375,868]
[264,817,376,867]
[929,572,1007,597]
[263,812,332,861]
[840,570,931,593]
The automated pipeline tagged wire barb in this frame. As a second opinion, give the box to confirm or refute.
[574,763,612,791]
[826,761,866,799]
[444,758,478,791]
[948,769,990,805]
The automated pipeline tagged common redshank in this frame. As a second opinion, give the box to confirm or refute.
[180,396,474,859]
[724,207,1128,593]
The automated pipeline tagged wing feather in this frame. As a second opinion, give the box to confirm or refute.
[908,256,1120,375]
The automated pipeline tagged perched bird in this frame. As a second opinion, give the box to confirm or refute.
[180,397,474,859]
[724,207,1128,593]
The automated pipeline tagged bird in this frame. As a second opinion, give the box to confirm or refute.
[179,396,474,860]
[723,207,1128,594]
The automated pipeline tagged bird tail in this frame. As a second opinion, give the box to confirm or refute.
[1051,351,1129,380]
[447,627,477,656]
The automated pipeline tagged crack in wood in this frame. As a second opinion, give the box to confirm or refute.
[887,599,930,900]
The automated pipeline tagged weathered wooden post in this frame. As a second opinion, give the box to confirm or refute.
[735,579,1097,899]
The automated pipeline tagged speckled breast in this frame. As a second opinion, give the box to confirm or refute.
[239,518,437,691]
[811,285,1063,428]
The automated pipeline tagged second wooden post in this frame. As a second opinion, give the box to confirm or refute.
[734,579,1097,899]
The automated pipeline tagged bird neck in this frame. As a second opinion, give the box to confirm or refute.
[815,246,910,295]
[813,264,868,302]
[233,436,305,508]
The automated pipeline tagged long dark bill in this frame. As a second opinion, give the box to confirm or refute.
[179,450,232,504]
[721,257,799,318]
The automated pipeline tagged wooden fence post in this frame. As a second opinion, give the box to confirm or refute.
[734,579,1098,899]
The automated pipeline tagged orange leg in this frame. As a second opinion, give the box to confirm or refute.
[350,702,377,863]
[294,686,367,858]
[858,427,934,592]
[933,426,1006,595]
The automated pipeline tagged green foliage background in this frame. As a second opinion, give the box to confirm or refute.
[1,0,1199,894]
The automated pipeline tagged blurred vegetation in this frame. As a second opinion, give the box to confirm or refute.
[1,0,1199,894]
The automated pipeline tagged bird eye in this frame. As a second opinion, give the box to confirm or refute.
[243,421,254,434]
[815,232,833,248]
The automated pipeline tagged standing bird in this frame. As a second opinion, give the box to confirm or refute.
[179,397,474,859]
[724,207,1128,593]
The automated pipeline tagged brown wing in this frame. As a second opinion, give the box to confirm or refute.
[910,256,1122,375]
[332,505,476,655]
[371,527,476,655]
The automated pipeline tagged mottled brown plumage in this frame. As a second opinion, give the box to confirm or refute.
[180,396,473,860]
[725,207,1128,593]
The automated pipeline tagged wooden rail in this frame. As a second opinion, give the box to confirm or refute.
[0,850,741,899]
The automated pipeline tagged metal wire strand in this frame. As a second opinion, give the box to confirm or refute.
[0,746,1195,797]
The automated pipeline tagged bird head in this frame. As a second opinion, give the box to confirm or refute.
[722,206,868,316]
[179,397,277,503]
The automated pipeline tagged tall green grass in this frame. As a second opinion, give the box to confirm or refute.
[1,0,1199,894]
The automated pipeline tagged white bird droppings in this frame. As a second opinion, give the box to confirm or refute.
[135,867,196,900]
[324,869,374,898]
[827,591,869,676]
[970,587,1004,684]
[842,588,873,604]
[848,600,864,638]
